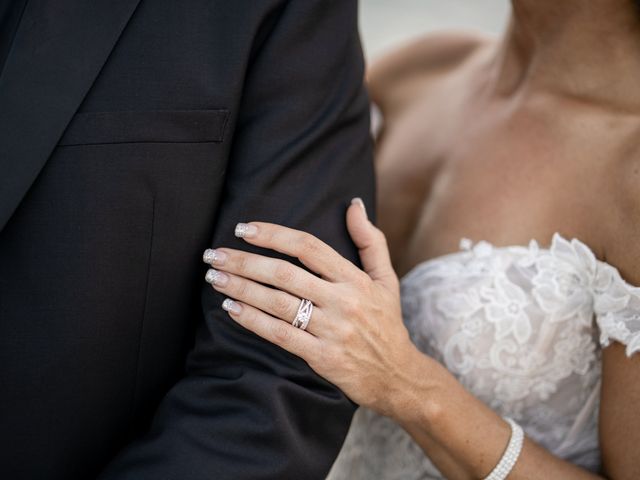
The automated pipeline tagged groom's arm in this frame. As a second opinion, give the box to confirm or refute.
[99,1,374,478]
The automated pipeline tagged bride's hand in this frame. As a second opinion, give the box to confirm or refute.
[202,199,423,417]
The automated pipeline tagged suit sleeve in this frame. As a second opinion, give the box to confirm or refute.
[99,1,375,478]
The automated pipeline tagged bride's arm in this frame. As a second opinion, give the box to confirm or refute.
[395,349,609,480]
[202,200,638,480]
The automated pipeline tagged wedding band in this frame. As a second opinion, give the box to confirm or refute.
[292,298,313,331]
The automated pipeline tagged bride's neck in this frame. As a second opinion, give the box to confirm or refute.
[490,0,640,110]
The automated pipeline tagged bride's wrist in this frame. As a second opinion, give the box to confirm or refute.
[384,345,450,428]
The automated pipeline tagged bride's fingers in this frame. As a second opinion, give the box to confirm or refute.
[346,198,398,290]
[233,222,360,283]
[203,247,331,305]
[205,268,325,336]
[221,298,320,361]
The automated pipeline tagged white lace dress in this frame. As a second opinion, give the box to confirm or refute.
[327,234,640,479]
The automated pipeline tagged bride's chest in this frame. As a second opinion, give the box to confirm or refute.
[379,104,616,274]
[400,242,602,414]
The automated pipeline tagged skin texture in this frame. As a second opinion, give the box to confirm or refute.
[203,0,640,478]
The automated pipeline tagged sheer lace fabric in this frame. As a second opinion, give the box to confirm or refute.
[327,234,640,479]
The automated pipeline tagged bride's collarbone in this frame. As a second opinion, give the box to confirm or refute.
[390,162,616,274]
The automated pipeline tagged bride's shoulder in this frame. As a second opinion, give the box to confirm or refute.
[367,31,493,115]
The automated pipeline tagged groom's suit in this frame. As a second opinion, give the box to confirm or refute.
[0,1,374,478]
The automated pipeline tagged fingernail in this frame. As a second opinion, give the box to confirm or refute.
[205,269,229,287]
[222,298,242,315]
[351,197,368,218]
[235,223,258,239]
[202,248,227,265]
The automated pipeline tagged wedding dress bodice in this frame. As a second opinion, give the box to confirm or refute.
[327,234,640,479]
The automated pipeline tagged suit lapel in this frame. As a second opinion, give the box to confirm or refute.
[0,0,141,231]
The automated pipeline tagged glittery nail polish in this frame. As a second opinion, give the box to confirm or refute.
[235,223,258,239]
[351,197,367,218]
[222,298,242,315]
[205,268,229,287]
[202,248,227,265]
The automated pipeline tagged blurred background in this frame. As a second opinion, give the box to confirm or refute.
[359,0,510,61]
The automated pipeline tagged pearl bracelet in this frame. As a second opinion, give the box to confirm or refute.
[483,417,524,480]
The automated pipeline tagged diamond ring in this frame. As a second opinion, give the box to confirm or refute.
[292,298,314,331]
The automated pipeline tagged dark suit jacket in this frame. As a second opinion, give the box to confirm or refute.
[0,1,375,478]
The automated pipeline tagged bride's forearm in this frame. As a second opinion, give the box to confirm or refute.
[386,348,604,480]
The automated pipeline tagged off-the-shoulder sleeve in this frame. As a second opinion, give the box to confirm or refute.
[593,263,640,357]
